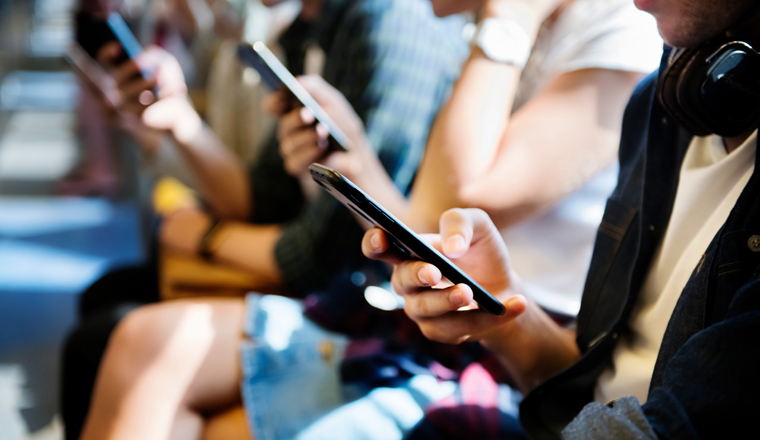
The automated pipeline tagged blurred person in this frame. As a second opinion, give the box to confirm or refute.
[60,2,278,438]
[76,0,466,439]
[60,0,233,197]
[76,2,665,440]
[363,0,760,438]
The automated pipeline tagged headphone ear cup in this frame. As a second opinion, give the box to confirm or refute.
[657,45,721,136]
[658,39,760,137]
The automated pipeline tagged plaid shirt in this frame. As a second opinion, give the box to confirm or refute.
[249,0,467,296]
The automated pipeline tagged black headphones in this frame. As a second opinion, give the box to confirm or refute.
[657,38,760,137]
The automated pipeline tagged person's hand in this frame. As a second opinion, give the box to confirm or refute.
[264,75,371,179]
[160,207,212,256]
[96,43,200,142]
[362,208,527,344]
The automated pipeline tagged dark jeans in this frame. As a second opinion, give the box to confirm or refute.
[60,264,159,440]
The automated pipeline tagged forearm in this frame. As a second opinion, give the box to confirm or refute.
[414,68,641,230]
[161,209,283,287]
[409,48,522,232]
[481,298,580,394]
[171,105,251,220]
[211,222,283,286]
[461,69,641,228]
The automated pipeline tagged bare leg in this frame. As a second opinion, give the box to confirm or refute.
[80,298,247,440]
[203,406,253,440]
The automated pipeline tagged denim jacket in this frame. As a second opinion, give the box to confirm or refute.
[520,53,760,439]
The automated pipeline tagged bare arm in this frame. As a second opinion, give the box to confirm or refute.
[153,99,252,220]
[409,52,643,231]
[160,208,282,286]
[101,44,251,220]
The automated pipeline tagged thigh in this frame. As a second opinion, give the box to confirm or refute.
[101,298,247,413]
[175,298,248,411]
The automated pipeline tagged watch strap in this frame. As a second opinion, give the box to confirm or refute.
[199,218,224,261]
[471,18,532,69]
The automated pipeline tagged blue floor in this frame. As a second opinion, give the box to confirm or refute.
[0,197,145,432]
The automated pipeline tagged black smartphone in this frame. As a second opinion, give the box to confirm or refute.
[309,163,506,316]
[237,42,350,152]
[75,12,145,72]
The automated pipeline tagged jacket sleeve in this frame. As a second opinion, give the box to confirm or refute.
[562,397,657,440]
[564,275,760,440]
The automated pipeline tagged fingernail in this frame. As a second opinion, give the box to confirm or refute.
[449,288,465,306]
[506,296,524,311]
[301,107,315,123]
[418,267,431,286]
[370,231,382,251]
[316,123,329,138]
[444,234,466,254]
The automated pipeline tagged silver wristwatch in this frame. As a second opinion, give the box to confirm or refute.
[470,18,532,69]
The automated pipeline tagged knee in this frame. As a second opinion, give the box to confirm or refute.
[106,302,211,372]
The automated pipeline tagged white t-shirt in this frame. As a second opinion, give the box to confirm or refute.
[505,0,663,315]
[595,131,757,404]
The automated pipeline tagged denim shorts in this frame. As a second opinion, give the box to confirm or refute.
[240,293,458,440]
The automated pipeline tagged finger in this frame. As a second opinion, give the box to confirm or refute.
[439,208,495,258]
[415,297,526,344]
[262,90,291,116]
[283,141,326,176]
[392,260,443,292]
[277,107,314,141]
[280,127,326,157]
[361,229,408,265]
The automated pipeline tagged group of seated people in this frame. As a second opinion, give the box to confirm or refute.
[61,0,760,438]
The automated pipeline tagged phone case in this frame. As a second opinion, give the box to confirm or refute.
[309,163,506,316]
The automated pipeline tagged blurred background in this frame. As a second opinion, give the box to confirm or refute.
[0,1,146,438]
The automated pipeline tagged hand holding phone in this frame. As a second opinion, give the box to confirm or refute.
[310,163,508,316]
[237,42,350,153]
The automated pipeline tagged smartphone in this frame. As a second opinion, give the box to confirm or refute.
[64,43,117,100]
[237,42,350,152]
[75,12,145,71]
[309,163,506,316]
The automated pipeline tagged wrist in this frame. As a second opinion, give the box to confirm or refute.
[171,99,203,144]
[469,15,534,68]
